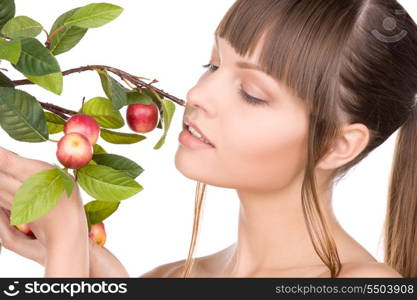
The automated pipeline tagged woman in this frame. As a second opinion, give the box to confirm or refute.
[0,0,416,278]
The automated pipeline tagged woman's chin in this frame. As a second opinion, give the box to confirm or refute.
[174,149,214,184]
[174,144,234,188]
[174,150,201,181]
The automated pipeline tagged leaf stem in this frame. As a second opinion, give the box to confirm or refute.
[80,96,86,112]
[47,25,66,42]
[49,138,59,143]
[122,77,135,89]
[131,75,152,81]
[43,29,51,49]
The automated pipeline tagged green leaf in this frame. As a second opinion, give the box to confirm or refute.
[49,7,88,56]
[44,111,65,134]
[87,159,98,166]
[0,71,14,87]
[81,97,124,129]
[64,3,123,28]
[12,37,61,76]
[0,87,49,142]
[93,143,107,154]
[84,200,119,225]
[10,168,66,225]
[57,167,75,197]
[100,128,146,144]
[142,88,162,104]
[97,70,127,110]
[140,88,163,130]
[126,90,153,105]
[76,165,142,202]
[24,72,63,95]
[92,153,143,179]
[154,98,176,150]
[0,0,15,30]
[44,111,65,124]
[1,16,42,39]
[0,39,21,64]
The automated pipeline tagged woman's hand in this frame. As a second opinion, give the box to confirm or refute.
[0,146,128,277]
[0,146,54,212]
[0,207,45,266]
[0,207,129,277]
[0,146,84,244]
[0,146,89,277]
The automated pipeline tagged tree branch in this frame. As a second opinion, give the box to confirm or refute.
[13,65,186,105]
[39,101,77,120]
[12,65,186,120]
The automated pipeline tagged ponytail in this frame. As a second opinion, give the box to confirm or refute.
[384,100,417,277]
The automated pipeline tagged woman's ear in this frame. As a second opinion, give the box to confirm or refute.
[317,123,370,170]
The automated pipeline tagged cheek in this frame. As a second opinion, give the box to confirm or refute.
[217,112,309,190]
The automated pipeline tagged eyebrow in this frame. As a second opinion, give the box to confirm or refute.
[236,61,264,72]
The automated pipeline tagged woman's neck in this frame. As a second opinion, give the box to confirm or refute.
[223,172,343,276]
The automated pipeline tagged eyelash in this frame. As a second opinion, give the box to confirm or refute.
[202,63,268,106]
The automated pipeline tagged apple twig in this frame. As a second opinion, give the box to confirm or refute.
[39,101,77,120]
[12,65,186,120]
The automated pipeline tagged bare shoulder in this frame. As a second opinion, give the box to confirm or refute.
[139,245,234,278]
[338,262,402,278]
[139,259,186,278]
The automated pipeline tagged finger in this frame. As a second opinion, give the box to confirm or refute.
[0,171,20,209]
[0,191,12,210]
[0,170,21,194]
[0,207,35,241]
[0,208,45,264]
[0,146,54,182]
[1,207,10,218]
[0,205,12,242]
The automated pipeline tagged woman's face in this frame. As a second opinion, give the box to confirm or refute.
[175,36,310,192]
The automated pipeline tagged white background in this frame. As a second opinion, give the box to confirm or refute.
[0,0,416,277]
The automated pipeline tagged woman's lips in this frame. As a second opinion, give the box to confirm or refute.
[179,117,215,150]
[179,126,216,150]
[183,117,215,147]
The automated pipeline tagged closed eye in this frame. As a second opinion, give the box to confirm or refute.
[202,63,268,106]
[238,87,268,106]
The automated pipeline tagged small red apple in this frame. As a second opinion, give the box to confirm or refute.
[64,114,100,145]
[126,103,159,133]
[89,222,106,246]
[15,223,35,237]
[56,132,93,169]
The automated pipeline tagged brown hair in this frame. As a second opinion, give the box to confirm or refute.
[182,0,417,278]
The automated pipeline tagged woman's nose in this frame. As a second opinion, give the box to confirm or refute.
[185,84,215,117]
